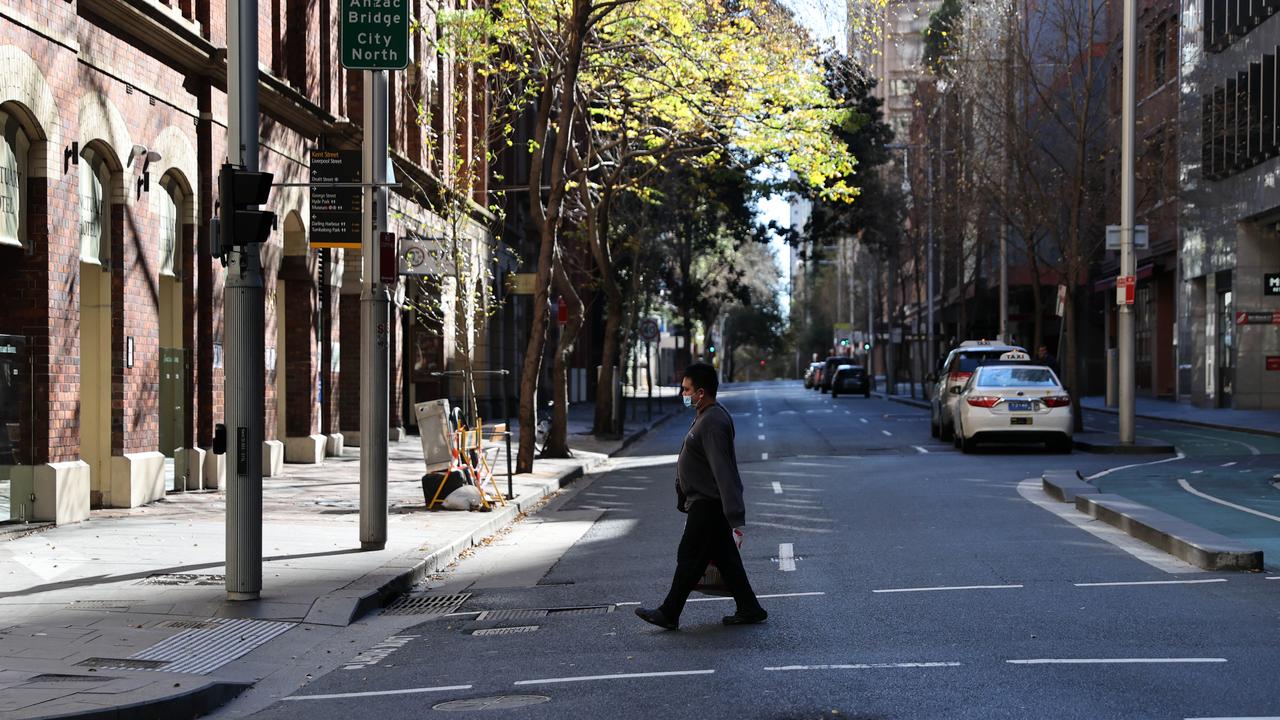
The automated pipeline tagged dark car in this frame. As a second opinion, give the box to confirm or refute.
[831,365,870,398]
[819,356,850,393]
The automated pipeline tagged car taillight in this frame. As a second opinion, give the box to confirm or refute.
[948,371,972,386]
[1042,395,1071,408]
[966,396,1001,408]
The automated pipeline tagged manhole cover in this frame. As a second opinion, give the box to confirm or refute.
[471,625,539,637]
[433,695,551,711]
[383,593,471,616]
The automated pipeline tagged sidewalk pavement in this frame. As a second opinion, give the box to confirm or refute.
[0,401,678,720]
[1080,395,1280,438]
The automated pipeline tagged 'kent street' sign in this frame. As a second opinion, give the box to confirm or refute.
[341,0,409,70]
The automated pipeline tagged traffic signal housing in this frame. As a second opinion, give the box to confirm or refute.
[218,164,275,247]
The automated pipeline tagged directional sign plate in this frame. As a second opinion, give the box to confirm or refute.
[341,0,409,70]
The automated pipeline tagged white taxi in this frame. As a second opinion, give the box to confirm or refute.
[952,352,1073,453]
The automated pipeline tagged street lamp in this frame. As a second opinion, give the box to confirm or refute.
[1118,0,1137,443]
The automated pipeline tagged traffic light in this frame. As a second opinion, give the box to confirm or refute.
[863,342,871,351]
[840,338,850,347]
[708,344,716,355]
[218,163,274,247]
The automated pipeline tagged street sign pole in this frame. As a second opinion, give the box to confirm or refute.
[359,69,390,550]
[225,0,265,600]
[1118,0,1137,444]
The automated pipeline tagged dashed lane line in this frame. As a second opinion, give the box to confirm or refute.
[912,445,929,454]
[515,670,715,686]
[758,434,766,440]
[1221,461,1238,468]
[771,481,783,494]
[1074,579,1228,587]
[284,685,474,701]
[615,591,826,607]
[778,543,796,572]
[881,430,893,437]
[765,662,962,671]
[1007,658,1227,665]
[860,418,868,424]
[761,452,769,460]
[1178,479,1280,523]
[872,584,1022,593]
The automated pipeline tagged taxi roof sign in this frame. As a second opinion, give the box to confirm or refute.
[999,351,1031,361]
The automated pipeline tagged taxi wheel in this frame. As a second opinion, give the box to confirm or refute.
[940,422,954,442]
[1052,436,1073,454]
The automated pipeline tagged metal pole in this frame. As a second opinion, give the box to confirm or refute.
[359,70,390,549]
[886,257,896,395]
[225,0,264,601]
[1118,0,1137,444]
[926,152,936,376]
[504,369,512,499]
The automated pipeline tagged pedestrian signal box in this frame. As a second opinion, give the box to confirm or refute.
[218,164,274,246]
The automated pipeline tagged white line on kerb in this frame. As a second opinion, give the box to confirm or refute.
[912,445,929,454]
[1178,479,1280,523]
[778,543,796,571]
[771,481,783,494]
[766,662,962,671]
[1074,579,1228,587]
[1086,451,1185,480]
[1007,658,1226,665]
[881,430,893,437]
[761,452,769,460]
[515,670,714,685]
[284,685,473,701]
[873,584,1022,593]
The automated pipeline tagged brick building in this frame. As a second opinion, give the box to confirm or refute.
[0,0,495,524]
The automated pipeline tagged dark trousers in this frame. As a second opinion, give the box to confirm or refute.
[660,500,763,620]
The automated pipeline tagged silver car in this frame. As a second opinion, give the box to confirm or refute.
[929,340,1027,441]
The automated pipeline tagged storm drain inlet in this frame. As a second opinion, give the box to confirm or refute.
[475,605,613,621]
[383,593,471,616]
[471,625,540,636]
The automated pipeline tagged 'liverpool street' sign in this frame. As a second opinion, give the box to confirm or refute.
[341,0,409,71]
[310,149,362,249]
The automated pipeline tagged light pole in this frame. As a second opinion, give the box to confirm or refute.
[1118,0,1137,444]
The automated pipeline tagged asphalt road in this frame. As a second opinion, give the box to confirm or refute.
[221,381,1280,720]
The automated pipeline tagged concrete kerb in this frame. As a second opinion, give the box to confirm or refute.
[875,393,931,410]
[1041,469,1100,503]
[1074,493,1264,571]
[29,679,251,720]
[1082,404,1280,439]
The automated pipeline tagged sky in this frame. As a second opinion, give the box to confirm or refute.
[756,0,848,317]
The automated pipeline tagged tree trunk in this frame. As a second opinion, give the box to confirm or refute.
[545,252,583,457]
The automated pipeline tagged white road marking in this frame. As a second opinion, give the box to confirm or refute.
[873,584,1022,593]
[778,543,796,571]
[1017,478,1200,573]
[600,486,647,491]
[1268,577,1280,580]
[284,685,473,701]
[1185,716,1280,719]
[783,461,846,468]
[859,418,868,424]
[1074,579,1228,587]
[758,434,766,440]
[1221,461,1238,467]
[881,430,893,437]
[766,662,962,671]
[758,422,764,428]
[1191,469,1204,474]
[912,445,929,454]
[1167,429,1261,455]
[1086,451,1186,480]
[771,481,783,494]
[614,592,826,607]
[1007,658,1226,665]
[1178,479,1280,523]
[515,670,715,685]
[761,452,769,460]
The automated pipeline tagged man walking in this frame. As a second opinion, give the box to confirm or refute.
[636,362,767,630]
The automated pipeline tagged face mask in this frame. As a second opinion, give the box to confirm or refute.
[683,394,694,409]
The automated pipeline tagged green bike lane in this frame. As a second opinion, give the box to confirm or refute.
[1084,414,1280,571]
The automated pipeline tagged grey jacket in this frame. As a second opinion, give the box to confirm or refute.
[676,401,747,528]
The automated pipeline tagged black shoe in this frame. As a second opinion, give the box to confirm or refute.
[722,608,768,626]
[634,606,678,630]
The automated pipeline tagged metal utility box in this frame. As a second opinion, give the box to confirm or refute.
[415,399,453,472]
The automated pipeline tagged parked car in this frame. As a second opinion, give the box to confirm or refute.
[803,362,823,389]
[831,365,870,398]
[929,340,1027,440]
[819,356,851,393]
[953,358,1073,453]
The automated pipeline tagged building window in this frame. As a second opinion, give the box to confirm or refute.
[79,146,111,265]
[0,108,30,249]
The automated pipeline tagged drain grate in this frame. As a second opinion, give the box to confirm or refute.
[475,605,613,621]
[76,657,169,670]
[383,593,471,616]
[66,600,131,611]
[139,573,225,586]
[471,625,540,637]
[27,674,115,683]
[158,620,221,630]
[433,695,551,711]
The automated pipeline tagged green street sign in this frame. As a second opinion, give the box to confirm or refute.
[341,0,409,70]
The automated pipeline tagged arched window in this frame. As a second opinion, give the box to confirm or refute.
[0,107,30,249]
[79,145,112,265]
[157,175,183,277]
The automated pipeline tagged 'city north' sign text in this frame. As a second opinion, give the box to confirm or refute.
[341,0,409,70]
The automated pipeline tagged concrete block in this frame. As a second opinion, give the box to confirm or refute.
[285,435,326,464]
[184,447,207,491]
[1075,493,1263,571]
[262,440,284,477]
[326,433,344,456]
[203,451,225,490]
[109,451,166,508]
[389,426,405,442]
[32,460,90,524]
[343,430,360,448]
[1041,470,1099,503]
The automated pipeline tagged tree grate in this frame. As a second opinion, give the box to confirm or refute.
[471,625,540,637]
[139,573,225,586]
[382,593,471,616]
